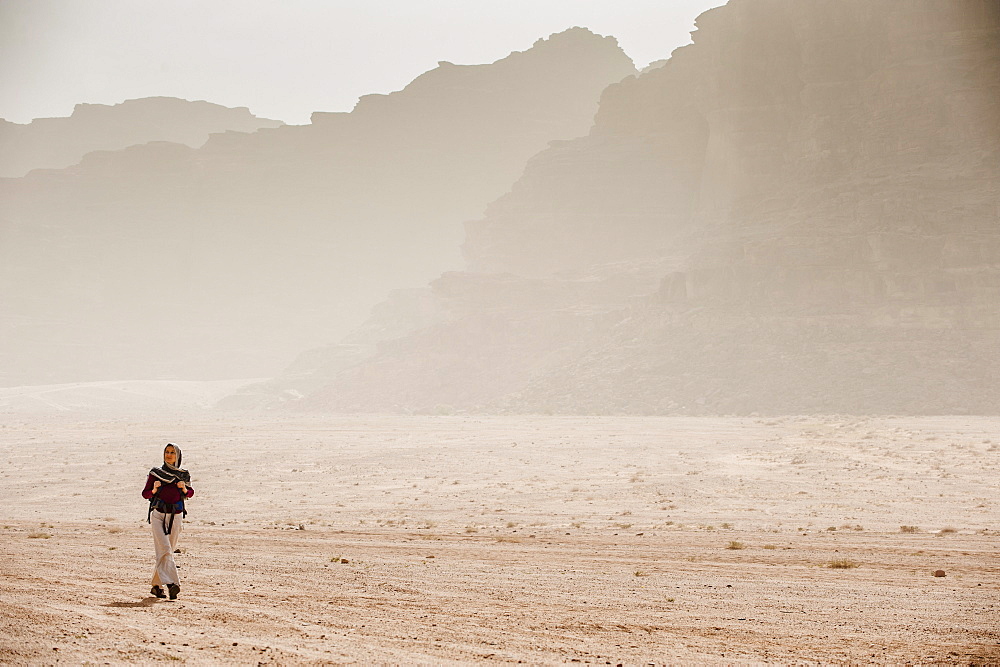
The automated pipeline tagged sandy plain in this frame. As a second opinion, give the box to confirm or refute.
[1,411,999,664]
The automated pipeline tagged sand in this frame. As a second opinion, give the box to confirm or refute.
[1,413,998,663]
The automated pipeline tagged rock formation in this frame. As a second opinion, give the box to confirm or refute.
[267,0,1000,415]
[0,28,636,385]
[0,97,282,177]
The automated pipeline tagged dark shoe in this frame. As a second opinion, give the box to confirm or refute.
[150,585,166,598]
[167,583,180,600]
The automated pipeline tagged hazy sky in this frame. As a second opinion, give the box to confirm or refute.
[1,0,724,125]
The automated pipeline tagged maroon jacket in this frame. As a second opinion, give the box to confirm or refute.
[142,475,194,505]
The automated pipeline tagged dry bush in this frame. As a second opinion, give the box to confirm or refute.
[900,525,920,533]
[827,559,859,569]
[726,541,746,550]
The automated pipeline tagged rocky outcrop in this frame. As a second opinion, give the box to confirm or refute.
[284,0,1000,415]
[0,97,282,177]
[0,28,635,385]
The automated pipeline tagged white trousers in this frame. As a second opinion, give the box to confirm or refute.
[150,510,182,587]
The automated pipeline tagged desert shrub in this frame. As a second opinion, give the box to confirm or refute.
[827,559,859,569]
[900,525,920,533]
[726,541,746,550]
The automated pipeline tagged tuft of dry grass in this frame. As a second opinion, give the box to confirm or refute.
[726,541,746,550]
[900,525,920,533]
[28,532,52,539]
[827,559,860,569]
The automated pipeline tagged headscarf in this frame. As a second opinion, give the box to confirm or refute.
[149,442,191,484]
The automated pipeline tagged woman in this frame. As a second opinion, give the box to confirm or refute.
[141,442,194,600]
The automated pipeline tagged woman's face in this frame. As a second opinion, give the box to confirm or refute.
[163,446,177,465]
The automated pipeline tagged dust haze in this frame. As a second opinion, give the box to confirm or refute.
[1,0,998,663]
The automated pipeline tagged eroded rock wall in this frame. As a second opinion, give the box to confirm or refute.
[0,29,635,385]
[287,0,1000,415]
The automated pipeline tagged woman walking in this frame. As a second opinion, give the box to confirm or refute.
[141,442,194,600]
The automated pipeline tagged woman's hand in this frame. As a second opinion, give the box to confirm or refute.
[176,481,187,492]
[152,481,161,493]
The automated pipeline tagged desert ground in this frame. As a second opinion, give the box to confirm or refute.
[1,408,998,664]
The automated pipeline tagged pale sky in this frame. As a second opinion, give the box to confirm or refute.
[1,0,724,125]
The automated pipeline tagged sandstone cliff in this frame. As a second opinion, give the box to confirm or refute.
[0,28,635,385]
[0,97,282,177]
[280,0,1000,415]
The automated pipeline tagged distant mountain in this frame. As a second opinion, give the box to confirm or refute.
[0,28,636,385]
[0,378,260,415]
[0,97,282,177]
[257,0,1000,415]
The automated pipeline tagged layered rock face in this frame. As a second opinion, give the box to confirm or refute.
[0,29,635,385]
[0,97,282,177]
[288,0,1000,415]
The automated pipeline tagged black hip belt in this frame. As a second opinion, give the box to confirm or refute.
[150,498,183,514]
